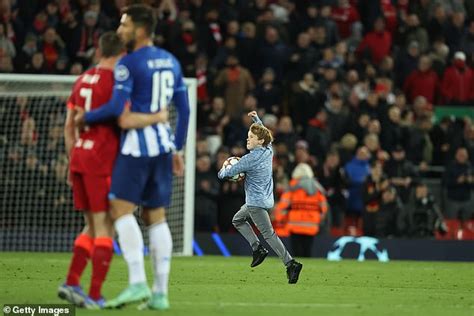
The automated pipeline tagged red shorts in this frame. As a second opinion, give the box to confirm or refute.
[71,172,111,213]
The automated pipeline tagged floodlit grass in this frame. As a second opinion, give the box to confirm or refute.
[0,252,473,316]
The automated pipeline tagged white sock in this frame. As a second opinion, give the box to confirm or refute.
[114,214,147,285]
[149,221,172,295]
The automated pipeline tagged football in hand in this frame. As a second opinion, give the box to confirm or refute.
[223,156,245,182]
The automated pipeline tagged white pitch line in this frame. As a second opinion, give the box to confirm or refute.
[174,301,357,308]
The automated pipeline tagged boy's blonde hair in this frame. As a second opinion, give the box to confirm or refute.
[250,123,273,147]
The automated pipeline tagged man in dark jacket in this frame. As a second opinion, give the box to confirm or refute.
[443,147,473,222]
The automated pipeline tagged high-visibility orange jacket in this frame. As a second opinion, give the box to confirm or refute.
[274,177,328,236]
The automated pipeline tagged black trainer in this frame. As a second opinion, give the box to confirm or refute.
[250,244,269,267]
[286,260,303,284]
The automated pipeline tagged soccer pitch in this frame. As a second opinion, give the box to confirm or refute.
[1,253,473,316]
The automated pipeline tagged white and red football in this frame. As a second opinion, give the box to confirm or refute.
[223,156,245,182]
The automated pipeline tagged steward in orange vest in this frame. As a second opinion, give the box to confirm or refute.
[274,163,328,257]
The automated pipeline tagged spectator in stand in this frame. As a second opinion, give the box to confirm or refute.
[290,72,322,137]
[195,154,220,232]
[445,10,466,53]
[376,186,403,238]
[40,27,66,73]
[398,182,447,238]
[287,31,318,83]
[460,20,474,56]
[306,108,331,164]
[257,25,289,80]
[25,51,46,74]
[0,23,16,66]
[237,21,258,75]
[443,147,473,223]
[74,10,102,68]
[274,116,298,154]
[344,146,371,221]
[214,54,255,120]
[380,0,397,35]
[429,40,450,78]
[430,116,454,166]
[363,133,389,164]
[395,41,420,88]
[441,52,473,105]
[254,68,282,116]
[380,105,404,152]
[461,123,474,166]
[403,55,440,104]
[318,5,340,46]
[384,145,417,204]
[363,160,390,236]
[331,0,360,39]
[173,20,199,76]
[211,35,237,72]
[405,117,434,171]
[316,150,346,229]
[400,13,430,53]
[428,3,449,42]
[356,16,391,65]
[197,7,222,60]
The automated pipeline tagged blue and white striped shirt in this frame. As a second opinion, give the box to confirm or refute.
[85,46,190,157]
[218,115,274,209]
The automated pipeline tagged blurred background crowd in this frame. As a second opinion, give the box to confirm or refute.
[0,0,473,245]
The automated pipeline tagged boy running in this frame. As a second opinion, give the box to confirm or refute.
[218,111,303,284]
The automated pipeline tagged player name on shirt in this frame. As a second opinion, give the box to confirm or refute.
[147,58,174,69]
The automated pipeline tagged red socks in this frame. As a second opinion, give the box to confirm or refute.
[89,237,114,300]
[66,233,93,286]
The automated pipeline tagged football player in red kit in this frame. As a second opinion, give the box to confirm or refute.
[58,31,168,308]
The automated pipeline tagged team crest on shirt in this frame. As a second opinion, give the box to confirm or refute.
[115,65,129,81]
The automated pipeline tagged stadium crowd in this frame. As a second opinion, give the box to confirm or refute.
[1,0,474,241]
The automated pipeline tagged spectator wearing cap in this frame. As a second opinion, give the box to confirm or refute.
[376,185,403,237]
[403,54,440,104]
[441,52,473,105]
[356,16,391,65]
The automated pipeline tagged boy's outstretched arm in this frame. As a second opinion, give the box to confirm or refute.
[248,110,263,125]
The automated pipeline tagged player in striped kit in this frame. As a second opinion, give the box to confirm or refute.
[75,4,190,310]
[59,31,168,309]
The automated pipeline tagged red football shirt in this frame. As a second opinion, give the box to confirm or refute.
[67,67,119,176]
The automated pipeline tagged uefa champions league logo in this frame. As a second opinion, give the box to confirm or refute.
[327,236,389,262]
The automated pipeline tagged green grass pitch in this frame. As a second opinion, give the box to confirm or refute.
[0,252,473,316]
